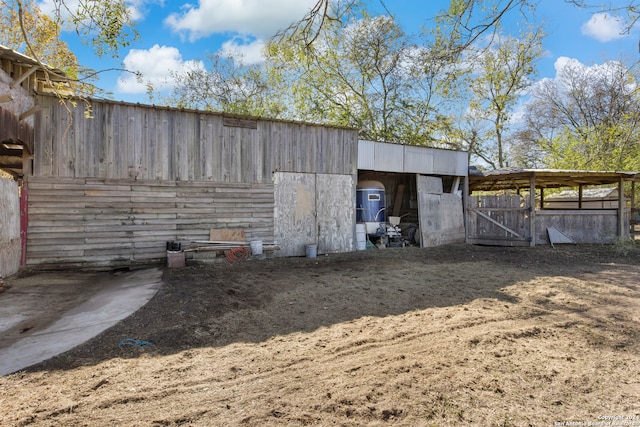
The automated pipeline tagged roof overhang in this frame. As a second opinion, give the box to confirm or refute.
[0,44,70,94]
[468,168,640,192]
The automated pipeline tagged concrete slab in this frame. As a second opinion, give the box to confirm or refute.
[0,268,162,376]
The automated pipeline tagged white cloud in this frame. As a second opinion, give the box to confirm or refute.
[219,37,266,65]
[581,13,626,42]
[117,44,205,94]
[164,0,316,41]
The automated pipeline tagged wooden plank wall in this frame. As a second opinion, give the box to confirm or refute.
[26,176,274,267]
[417,176,465,247]
[32,96,358,183]
[535,210,622,244]
[0,178,21,277]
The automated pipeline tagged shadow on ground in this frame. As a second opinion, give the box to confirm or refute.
[19,243,640,372]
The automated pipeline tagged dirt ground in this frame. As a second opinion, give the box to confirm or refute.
[1,243,639,426]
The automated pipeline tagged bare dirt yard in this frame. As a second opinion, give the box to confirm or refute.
[1,243,640,426]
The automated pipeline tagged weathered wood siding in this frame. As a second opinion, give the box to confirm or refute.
[273,172,355,257]
[26,177,274,267]
[25,96,358,267]
[535,210,625,244]
[0,178,20,277]
[467,195,530,246]
[417,176,465,247]
[32,96,358,182]
[468,195,627,245]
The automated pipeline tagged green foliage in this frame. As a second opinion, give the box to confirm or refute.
[168,54,290,118]
[450,27,545,168]
[0,0,138,99]
[267,10,460,144]
[522,58,640,171]
[55,0,137,59]
[0,1,77,69]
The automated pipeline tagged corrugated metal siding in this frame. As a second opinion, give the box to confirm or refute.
[358,140,467,177]
[375,142,404,172]
[404,146,434,174]
[433,149,467,176]
[357,140,376,170]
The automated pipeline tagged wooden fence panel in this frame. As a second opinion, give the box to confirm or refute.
[467,194,530,246]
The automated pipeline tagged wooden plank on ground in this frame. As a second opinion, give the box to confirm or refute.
[209,229,246,241]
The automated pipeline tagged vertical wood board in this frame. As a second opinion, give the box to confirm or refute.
[273,172,317,257]
[316,174,355,254]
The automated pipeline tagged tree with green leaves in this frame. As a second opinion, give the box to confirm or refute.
[520,58,640,171]
[168,54,289,118]
[1,0,137,96]
[460,28,544,168]
[268,11,457,144]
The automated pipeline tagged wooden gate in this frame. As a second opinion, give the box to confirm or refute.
[467,194,532,246]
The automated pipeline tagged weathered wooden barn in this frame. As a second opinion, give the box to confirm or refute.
[0,45,467,273]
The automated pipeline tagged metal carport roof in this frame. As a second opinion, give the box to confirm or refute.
[468,168,639,192]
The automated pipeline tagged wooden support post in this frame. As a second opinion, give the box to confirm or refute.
[632,181,637,238]
[19,104,42,121]
[529,173,536,247]
[464,175,470,243]
[618,176,625,238]
[578,185,583,209]
[10,65,38,89]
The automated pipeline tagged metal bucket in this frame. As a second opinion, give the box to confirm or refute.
[250,240,263,255]
[355,224,367,250]
[305,244,317,259]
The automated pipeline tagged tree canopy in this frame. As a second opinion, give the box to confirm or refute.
[0,0,137,97]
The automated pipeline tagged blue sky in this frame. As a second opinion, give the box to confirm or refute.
[39,0,640,104]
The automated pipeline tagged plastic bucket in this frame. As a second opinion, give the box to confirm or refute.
[356,224,367,250]
[305,244,317,259]
[250,240,263,255]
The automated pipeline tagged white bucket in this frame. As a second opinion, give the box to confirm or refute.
[305,243,317,259]
[356,224,367,250]
[250,240,263,255]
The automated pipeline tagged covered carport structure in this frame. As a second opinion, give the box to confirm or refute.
[466,168,640,246]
